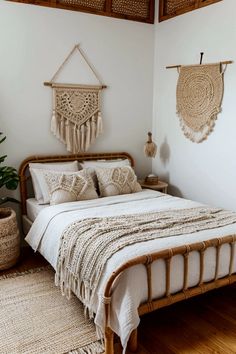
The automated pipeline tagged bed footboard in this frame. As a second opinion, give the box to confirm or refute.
[103,234,236,354]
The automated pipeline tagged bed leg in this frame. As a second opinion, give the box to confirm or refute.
[104,327,114,354]
[128,328,138,352]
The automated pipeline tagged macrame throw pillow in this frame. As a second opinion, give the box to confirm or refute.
[29,161,79,204]
[96,166,142,197]
[43,169,98,205]
[81,158,131,190]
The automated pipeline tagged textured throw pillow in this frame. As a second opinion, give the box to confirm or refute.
[80,159,131,191]
[96,166,142,197]
[42,169,98,205]
[29,161,79,204]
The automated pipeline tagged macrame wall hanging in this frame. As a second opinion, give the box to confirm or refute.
[44,45,106,153]
[166,55,233,143]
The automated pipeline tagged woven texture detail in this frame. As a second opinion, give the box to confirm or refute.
[0,267,104,354]
[0,208,20,271]
[112,0,149,18]
[165,0,195,15]
[96,166,142,197]
[176,64,223,143]
[58,0,105,10]
[44,169,98,205]
[56,207,236,316]
[51,86,103,153]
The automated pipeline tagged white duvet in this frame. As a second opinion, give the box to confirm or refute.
[25,190,236,353]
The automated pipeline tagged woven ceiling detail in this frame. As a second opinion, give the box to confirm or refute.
[159,0,222,22]
[165,0,195,15]
[7,0,154,24]
[58,0,105,10]
[112,0,149,19]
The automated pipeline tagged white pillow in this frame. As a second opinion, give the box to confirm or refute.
[43,169,98,205]
[29,161,79,204]
[96,166,142,197]
[80,159,131,169]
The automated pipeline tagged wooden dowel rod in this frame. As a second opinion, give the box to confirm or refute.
[43,82,107,89]
[166,60,233,69]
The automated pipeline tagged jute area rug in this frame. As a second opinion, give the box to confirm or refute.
[0,267,104,354]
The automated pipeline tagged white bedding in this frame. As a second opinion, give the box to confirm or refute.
[25,190,236,353]
[26,198,47,221]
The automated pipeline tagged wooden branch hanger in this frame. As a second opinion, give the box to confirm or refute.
[44,44,107,89]
[166,52,233,69]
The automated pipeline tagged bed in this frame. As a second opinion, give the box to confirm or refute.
[19,152,236,354]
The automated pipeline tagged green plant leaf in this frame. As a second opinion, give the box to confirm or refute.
[0,133,19,193]
[0,135,6,145]
[0,155,7,163]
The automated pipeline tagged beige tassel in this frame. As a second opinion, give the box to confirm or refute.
[96,112,103,137]
[51,110,57,135]
[65,120,73,152]
[144,132,157,158]
[80,124,85,152]
[91,116,96,144]
[60,117,66,143]
[73,124,78,153]
[85,120,91,152]
[77,126,81,152]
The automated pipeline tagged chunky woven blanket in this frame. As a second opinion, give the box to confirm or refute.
[55,207,236,314]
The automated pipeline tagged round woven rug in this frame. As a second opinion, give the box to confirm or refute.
[0,267,104,354]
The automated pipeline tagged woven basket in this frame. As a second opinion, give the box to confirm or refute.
[0,208,20,270]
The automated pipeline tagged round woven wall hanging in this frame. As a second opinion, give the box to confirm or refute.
[176,63,224,143]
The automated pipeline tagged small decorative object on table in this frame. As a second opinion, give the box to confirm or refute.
[144,174,159,185]
[138,179,168,194]
[0,133,20,270]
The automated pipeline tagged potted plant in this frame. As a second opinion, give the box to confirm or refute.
[0,132,20,270]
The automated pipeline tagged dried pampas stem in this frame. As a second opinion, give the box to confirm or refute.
[144,132,157,158]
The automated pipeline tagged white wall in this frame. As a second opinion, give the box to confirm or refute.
[153,0,236,211]
[0,0,154,203]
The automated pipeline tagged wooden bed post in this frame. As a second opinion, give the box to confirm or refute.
[104,327,114,354]
[128,328,138,352]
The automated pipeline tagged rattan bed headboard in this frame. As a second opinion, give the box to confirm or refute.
[19,152,134,215]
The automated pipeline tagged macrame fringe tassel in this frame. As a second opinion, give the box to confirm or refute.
[177,111,220,143]
[68,341,104,354]
[51,111,103,153]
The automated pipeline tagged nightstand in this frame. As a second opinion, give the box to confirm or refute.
[138,180,168,194]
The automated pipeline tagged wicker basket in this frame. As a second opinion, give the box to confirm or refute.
[0,208,20,270]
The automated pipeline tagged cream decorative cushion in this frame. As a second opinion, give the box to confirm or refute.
[96,166,142,197]
[80,159,131,191]
[42,169,98,205]
[29,161,79,204]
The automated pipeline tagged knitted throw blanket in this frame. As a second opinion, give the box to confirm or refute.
[55,207,236,314]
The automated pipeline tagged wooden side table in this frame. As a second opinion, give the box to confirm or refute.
[138,180,168,194]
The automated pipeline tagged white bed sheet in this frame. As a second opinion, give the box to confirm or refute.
[26,198,47,222]
[25,190,236,353]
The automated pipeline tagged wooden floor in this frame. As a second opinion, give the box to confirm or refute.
[1,247,236,354]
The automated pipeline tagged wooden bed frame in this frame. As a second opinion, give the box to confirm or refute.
[19,152,236,354]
